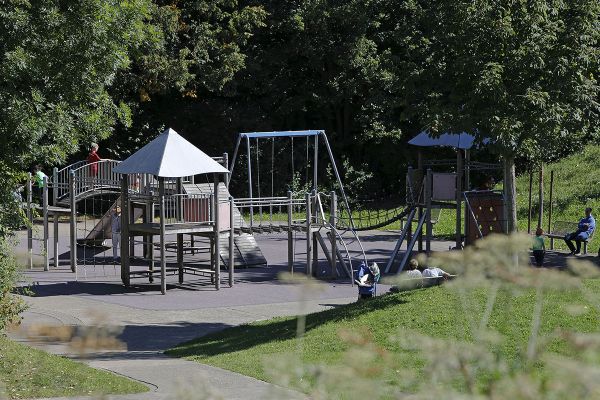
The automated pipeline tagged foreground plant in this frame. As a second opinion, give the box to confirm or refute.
[264,234,600,399]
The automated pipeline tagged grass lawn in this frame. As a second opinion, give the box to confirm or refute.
[0,336,148,399]
[167,279,600,393]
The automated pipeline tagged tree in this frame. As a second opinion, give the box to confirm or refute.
[411,0,600,230]
[0,0,153,233]
[106,0,267,159]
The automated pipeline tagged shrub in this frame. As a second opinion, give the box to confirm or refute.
[0,239,27,332]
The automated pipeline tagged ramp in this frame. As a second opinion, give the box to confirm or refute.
[184,183,267,267]
[77,197,143,247]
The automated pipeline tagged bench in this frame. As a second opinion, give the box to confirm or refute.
[546,220,594,254]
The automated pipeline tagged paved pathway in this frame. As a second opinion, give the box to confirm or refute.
[12,225,591,399]
[9,229,406,400]
[12,294,355,400]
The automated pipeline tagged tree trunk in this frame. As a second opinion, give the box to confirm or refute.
[503,156,518,232]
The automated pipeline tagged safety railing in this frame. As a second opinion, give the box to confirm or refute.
[53,160,87,200]
[233,195,308,230]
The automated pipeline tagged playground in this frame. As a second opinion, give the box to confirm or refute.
[8,129,600,399]
[17,128,597,303]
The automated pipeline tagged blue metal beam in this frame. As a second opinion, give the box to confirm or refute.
[239,130,324,139]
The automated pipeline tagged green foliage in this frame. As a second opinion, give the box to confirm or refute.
[168,234,600,398]
[0,0,154,236]
[0,335,148,399]
[0,240,27,332]
[0,0,154,168]
[415,0,600,160]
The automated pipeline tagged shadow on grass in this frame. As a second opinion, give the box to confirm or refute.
[166,291,413,359]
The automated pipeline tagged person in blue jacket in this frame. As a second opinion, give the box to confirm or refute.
[356,262,380,299]
[564,207,595,255]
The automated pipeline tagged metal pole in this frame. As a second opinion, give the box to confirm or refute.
[330,191,337,279]
[527,171,533,234]
[320,132,367,264]
[43,177,49,271]
[69,171,77,275]
[425,169,432,255]
[313,134,318,192]
[229,136,241,181]
[548,170,555,250]
[229,196,234,287]
[456,149,463,248]
[287,191,293,273]
[159,178,166,294]
[305,191,312,276]
[27,173,33,269]
[214,173,221,290]
[538,164,544,229]
[246,135,253,227]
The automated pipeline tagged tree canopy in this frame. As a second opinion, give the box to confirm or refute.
[0,0,598,233]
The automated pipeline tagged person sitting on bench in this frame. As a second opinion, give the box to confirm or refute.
[564,207,595,255]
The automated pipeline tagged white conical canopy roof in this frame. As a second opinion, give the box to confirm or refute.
[113,128,229,177]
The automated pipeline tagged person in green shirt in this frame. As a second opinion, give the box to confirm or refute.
[32,165,48,204]
[532,227,545,267]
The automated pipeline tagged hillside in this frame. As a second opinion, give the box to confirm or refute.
[431,145,600,251]
[168,279,600,397]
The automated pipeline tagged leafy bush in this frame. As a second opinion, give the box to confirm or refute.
[0,239,27,332]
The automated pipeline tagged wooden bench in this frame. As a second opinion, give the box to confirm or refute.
[546,220,594,254]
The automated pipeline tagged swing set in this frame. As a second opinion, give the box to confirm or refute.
[229,130,368,280]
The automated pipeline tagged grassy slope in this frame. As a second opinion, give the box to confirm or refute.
[0,336,148,399]
[168,280,600,391]
[429,145,600,248]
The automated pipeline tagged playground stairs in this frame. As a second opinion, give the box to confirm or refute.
[183,182,267,268]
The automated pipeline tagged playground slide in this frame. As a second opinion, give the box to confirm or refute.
[183,182,267,267]
[77,197,143,247]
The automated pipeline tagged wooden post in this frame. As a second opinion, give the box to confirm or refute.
[456,149,463,249]
[229,196,234,287]
[120,175,130,286]
[27,173,33,269]
[223,152,230,188]
[177,233,184,284]
[52,167,59,267]
[176,177,183,222]
[159,178,166,294]
[213,174,221,290]
[69,171,77,275]
[465,149,471,191]
[330,191,337,279]
[42,177,49,271]
[305,191,312,276]
[527,171,533,234]
[425,169,432,255]
[407,167,414,243]
[538,164,544,229]
[548,170,555,250]
[145,200,154,282]
[287,191,293,273]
